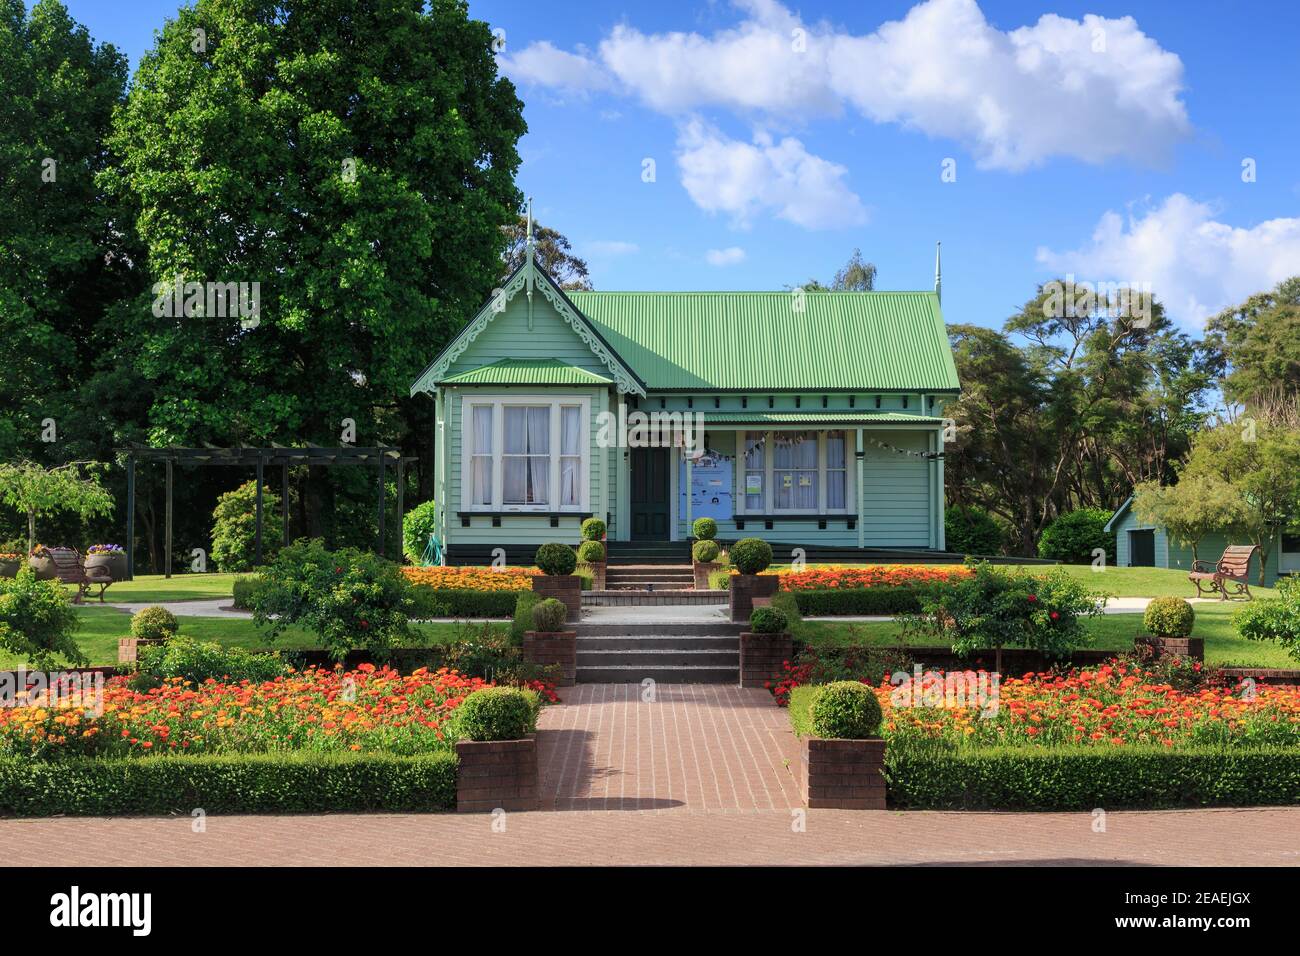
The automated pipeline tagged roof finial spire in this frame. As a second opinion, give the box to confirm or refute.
[525,196,535,263]
[934,240,942,305]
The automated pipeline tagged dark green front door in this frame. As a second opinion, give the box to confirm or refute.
[630,446,671,540]
[1129,529,1155,567]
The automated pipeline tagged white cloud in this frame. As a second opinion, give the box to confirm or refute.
[1036,194,1300,325]
[507,0,1190,172]
[499,41,613,94]
[586,240,640,256]
[706,246,747,266]
[676,120,867,230]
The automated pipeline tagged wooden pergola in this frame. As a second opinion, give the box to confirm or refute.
[117,445,418,579]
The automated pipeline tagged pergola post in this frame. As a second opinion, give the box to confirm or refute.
[282,463,290,548]
[125,454,136,581]
[255,455,265,566]
[164,458,173,579]
[395,457,406,558]
[376,452,386,558]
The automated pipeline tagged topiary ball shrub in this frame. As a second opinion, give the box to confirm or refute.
[811,681,883,739]
[692,517,717,541]
[534,542,578,576]
[577,540,605,563]
[749,606,789,634]
[456,687,537,741]
[1144,596,1196,638]
[581,517,606,541]
[729,537,773,575]
[692,539,720,563]
[131,606,179,641]
[531,597,569,633]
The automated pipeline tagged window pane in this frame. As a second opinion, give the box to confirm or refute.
[744,432,765,468]
[560,457,579,506]
[504,406,527,454]
[561,406,581,455]
[527,406,550,453]
[826,431,845,469]
[827,470,845,509]
[472,405,493,454]
[503,457,526,503]
[527,456,549,503]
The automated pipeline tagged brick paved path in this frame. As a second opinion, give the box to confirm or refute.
[4,808,1299,866]
[535,683,802,811]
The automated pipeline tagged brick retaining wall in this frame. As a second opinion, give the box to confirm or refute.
[522,631,577,686]
[532,575,582,622]
[740,632,793,689]
[455,739,538,813]
[730,573,779,622]
[801,737,887,810]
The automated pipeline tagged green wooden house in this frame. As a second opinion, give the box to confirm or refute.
[1105,496,1299,585]
[410,242,960,565]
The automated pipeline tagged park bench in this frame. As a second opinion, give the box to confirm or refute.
[1189,544,1257,601]
[46,546,114,604]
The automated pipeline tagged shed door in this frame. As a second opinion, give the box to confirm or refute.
[1129,529,1155,567]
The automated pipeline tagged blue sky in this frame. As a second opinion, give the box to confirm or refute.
[60,0,1300,333]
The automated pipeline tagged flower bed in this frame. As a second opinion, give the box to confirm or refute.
[401,566,539,591]
[769,564,974,591]
[0,664,492,759]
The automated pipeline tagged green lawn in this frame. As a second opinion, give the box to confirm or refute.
[797,602,1297,669]
[76,572,244,603]
[1006,564,1280,600]
[0,607,501,669]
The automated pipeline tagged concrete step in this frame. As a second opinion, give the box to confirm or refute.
[578,649,740,667]
[604,582,695,591]
[576,665,739,684]
[575,622,743,636]
[583,590,727,606]
[576,634,740,650]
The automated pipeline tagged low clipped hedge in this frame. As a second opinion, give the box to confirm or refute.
[886,746,1300,810]
[791,586,931,616]
[0,751,458,816]
[408,586,518,619]
[511,590,541,642]
[231,576,262,610]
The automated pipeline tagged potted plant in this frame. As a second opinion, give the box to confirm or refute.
[577,539,606,591]
[0,541,23,578]
[727,536,777,622]
[85,543,127,581]
[27,544,56,580]
[1136,596,1201,660]
[691,518,722,590]
[118,605,180,663]
[798,681,887,810]
[531,542,581,623]
[453,687,541,812]
[521,596,577,686]
[740,605,793,688]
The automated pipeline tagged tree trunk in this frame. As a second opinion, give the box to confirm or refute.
[27,511,36,554]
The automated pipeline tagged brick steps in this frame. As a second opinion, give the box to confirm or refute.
[604,563,696,591]
[574,622,741,684]
[577,665,740,683]
[583,590,727,606]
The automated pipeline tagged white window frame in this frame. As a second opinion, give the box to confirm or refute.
[734,428,855,516]
[460,394,590,513]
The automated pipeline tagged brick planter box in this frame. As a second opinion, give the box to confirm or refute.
[455,738,538,813]
[729,573,779,622]
[739,632,793,688]
[801,737,887,810]
[532,575,582,623]
[1135,633,1205,661]
[522,630,577,686]
[580,561,606,591]
[693,560,721,591]
[117,637,165,664]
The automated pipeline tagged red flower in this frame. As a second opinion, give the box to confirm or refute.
[1050,611,1059,620]
[1027,594,1038,603]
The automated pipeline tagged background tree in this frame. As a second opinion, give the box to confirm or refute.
[501,216,592,290]
[0,460,115,552]
[795,248,877,292]
[100,0,525,549]
[1205,276,1300,422]
[1132,474,1249,564]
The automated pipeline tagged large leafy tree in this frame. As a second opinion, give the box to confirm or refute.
[102,0,525,522]
[1205,276,1300,425]
[501,216,592,290]
[795,248,877,292]
[1132,474,1249,564]
[0,0,128,463]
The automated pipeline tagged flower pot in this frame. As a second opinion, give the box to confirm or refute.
[86,551,127,582]
[729,573,778,622]
[693,560,721,591]
[531,574,582,622]
[118,637,165,664]
[28,555,56,580]
[523,630,578,686]
[1135,632,1204,661]
[0,558,20,579]
[739,631,794,688]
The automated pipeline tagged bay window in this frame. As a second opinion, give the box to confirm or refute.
[736,429,854,515]
[461,396,589,512]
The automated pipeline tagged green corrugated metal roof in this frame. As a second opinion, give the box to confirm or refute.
[438,358,613,386]
[700,411,945,424]
[566,291,960,392]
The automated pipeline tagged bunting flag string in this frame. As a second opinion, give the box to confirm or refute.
[863,436,945,460]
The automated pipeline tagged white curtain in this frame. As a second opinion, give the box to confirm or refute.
[744,431,765,511]
[471,405,493,505]
[503,406,528,503]
[527,406,549,503]
[560,406,581,507]
[775,431,817,509]
[826,430,846,510]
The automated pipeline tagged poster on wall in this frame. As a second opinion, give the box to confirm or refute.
[679,446,733,522]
